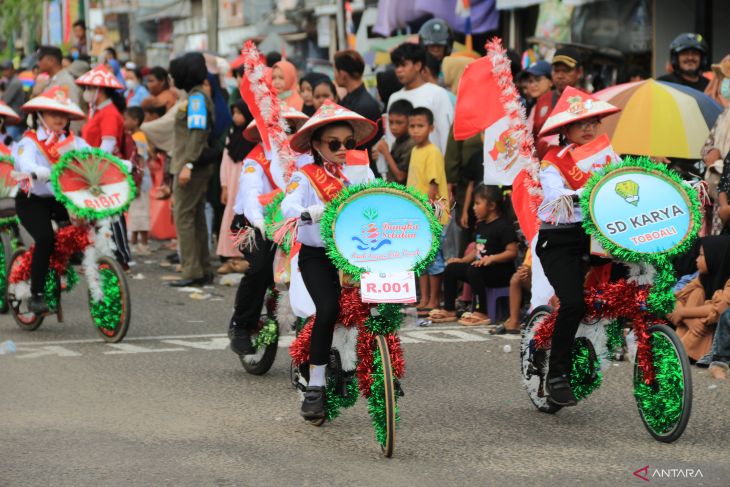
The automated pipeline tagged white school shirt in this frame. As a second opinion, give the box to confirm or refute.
[281,164,374,248]
[233,150,314,225]
[14,127,90,197]
[386,82,454,153]
[537,146,583,224]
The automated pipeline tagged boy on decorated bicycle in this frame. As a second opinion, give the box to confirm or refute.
[534,87,620,406]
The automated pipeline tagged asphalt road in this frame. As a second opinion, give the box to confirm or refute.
[1,247,729,487]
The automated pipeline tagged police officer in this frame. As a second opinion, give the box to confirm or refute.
[168,52,215,287]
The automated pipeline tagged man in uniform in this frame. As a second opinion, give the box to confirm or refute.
[168,52,215,287]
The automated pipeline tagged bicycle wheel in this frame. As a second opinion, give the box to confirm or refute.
[7,248,45,330]
[88,256,131,342]
[373,335,397,458]
[520,306,562,414]
[0,230,10,313]
[633,324,692,443]
[240,317,279,375]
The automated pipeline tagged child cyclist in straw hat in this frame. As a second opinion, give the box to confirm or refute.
[12,86,90,314]
[225,104,309,356]
[534,86,621,407]
[281,100,378,421]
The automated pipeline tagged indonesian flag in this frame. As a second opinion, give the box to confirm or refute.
[483,118,531,185]
[454,55,501,141]
[569,134,621,173]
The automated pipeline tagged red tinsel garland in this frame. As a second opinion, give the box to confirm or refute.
[9,225,90,284]
[532,279,658,384]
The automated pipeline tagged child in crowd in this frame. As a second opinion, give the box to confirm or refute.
[406,107,449,315]
[667,235,730,362]
[123,106,152,255]
[375,99,414,183]
[429,185,518,326]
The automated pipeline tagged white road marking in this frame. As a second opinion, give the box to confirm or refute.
[2,325,507,360]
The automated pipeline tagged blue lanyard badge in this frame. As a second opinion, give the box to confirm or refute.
[187,93,208,130]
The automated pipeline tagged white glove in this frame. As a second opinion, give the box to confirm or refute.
[306,205,325,223]
[253,218,266,237]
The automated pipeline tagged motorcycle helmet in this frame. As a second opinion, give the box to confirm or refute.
[419,18,453,56]
[669,32,709,73]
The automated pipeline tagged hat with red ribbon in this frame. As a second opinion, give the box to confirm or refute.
[75,64,124,90]
[244,104,309,142]
[289,100,377,153]
[539,86,620,136]
[0,100,20,123]
[22,86,86,120]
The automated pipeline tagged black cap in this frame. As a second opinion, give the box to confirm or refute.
[0,60,13,70]
[552,47,581,68]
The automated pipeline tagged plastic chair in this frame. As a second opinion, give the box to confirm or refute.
[486,287,510,322]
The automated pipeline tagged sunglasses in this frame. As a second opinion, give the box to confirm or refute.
[325,138,357,152]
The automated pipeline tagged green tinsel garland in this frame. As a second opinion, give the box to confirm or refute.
[51,148,137,220]
[605,320,624,356]
[325,376,359,422]
[570,340,602,401]
[580,157,701,316]
[365,303,403,335]
[320,180,442,280]
[44,271,60,312]
[367,345,399,447]
[252,318,278,349]
[263,191,292,253]
[633,331,684,434]
[88,267,123,330]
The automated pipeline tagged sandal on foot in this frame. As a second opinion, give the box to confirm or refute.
[458,312,491,326]
[417,307,434,317]
[428,309,458,322]
[490,324,521,335]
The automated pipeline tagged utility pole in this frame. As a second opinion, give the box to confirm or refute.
[206,0,219,53]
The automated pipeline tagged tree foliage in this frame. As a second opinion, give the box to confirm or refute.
[0,0,44,44]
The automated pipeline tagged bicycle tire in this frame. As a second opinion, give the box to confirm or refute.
[7,248,45,330]
[240,318,279,375]
[520,306,562,414]
[374,334,397,458]
[89,256,131,343]
[633,323,692,443]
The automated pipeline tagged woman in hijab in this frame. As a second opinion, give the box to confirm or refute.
[272,60,303,111]
[300,72,330,116]
[668,236,730,361]
[376,69,402,108]
[442,56,474,95]
[216,100,256,272]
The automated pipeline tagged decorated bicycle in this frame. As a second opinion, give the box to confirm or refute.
[520,157,697,443]
[7,148,134,342]
[287,179,441,457]
[0,155,22,313]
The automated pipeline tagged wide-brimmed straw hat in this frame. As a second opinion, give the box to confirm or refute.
[289,100,377,153]
[22,86,86,120]
[0,100,20,123]
[243,105,309,142]
[75,64,124,90]
[539,86,620,136]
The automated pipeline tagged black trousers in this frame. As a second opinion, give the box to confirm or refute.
[443,262,513,312]
[536,225,589,378]
[231,230,276,329]
[15,193,70,295]
[111,215,131,266]
[298,244,341,365]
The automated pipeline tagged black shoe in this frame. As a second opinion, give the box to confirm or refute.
[546,374,577,406]
[228,326,255,355]
[168,276,208,287]
[28,294,49,315]
[166,252,180,264]
[300,386,326,420]
[202,273,215,285]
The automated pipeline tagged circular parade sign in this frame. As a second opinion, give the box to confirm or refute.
[51,148,136,220]
[321,180,441,278]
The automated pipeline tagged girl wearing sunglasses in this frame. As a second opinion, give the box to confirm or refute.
[534,87,620,407]
[281,101,378,421]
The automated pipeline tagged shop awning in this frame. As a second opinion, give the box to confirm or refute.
[137,0,191,23]
[496,0,601,9]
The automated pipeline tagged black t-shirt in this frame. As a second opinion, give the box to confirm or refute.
[461,150,484,184]
[657,72,709,93]
[474,217,517,258]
